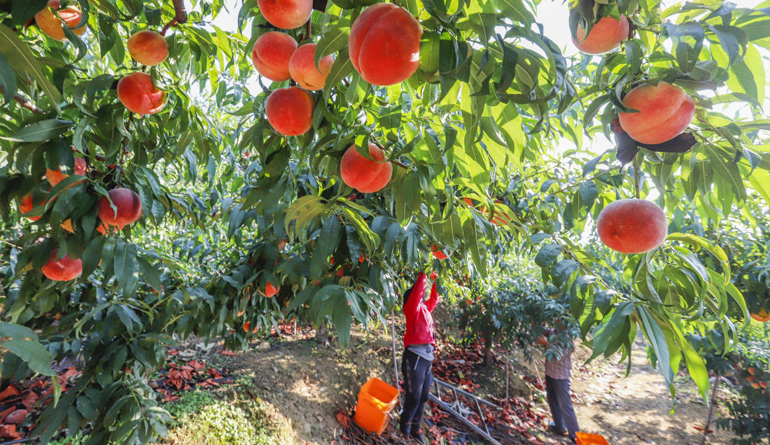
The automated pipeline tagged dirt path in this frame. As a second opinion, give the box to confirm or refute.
[215,322,737,445]
[570,338,735,445]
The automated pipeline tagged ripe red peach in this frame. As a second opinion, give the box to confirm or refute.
[96,221,124,235]
[98,188,143,228]
[252,32,298,82]
[432,245,448,260]
[597,199,668,254]
[46,157,87,187]
[349,3,422,86]
[258,0,312,29]
[751,309,770,323]
[19,193,45,221]
[264,282,279,298]
[35,0,87,42]
[127,30,169,66]
[117,72,166,115]
[265,87,314,136]
[42,250,82,281]
[618,82,695,145]
[340,143,393,193]
[573,15,629,55]
[289,43,334,91]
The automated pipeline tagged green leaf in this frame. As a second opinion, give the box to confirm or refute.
[463,218,487,276]
[535,243,562,268]
[4,119,74,142]
[0,322,39,341]
[332,301,352,348]
[579,181,598,211]
[3,338,55,376]
[0,24,62,112]
[637,307,673,385]
[589,302,635,362]
[0,51,16,103]
[315,28,348,68]
[324,47,354,99]
[551,259,579,287]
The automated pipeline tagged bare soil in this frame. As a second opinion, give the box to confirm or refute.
[228,328,396,444]
[570,338,736,445]
[176,318,738,445]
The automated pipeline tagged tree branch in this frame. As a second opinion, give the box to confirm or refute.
[172,0,188,25]
[161,0,188,35]
[13,93,43,114]
[548,166,622,196]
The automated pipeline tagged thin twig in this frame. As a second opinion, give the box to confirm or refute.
[12,93,43,114]
[370,137,409,170]
[392,160,408,169]
[160,18,178,36]
[0,239,22,249]
[548,166,622,196]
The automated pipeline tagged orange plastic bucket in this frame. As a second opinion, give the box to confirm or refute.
[353,378,399,435]
[576,432,610,445]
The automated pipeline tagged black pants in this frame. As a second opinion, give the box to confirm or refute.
[400,349,433,434]
[546,376,579,439]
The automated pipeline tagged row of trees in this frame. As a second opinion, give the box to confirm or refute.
[0,0,768,442]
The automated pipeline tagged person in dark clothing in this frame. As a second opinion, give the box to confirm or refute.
[399,271,439,444]
[540,327,579,443]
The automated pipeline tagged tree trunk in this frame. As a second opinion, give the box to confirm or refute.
[315,321,329,346]
[700,374,721,445]
[483,332,494,367]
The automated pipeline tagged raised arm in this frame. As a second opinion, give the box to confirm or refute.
[426,281,440,312]
[402,271,427,316]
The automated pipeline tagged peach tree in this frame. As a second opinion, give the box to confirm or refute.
[0,0,768,442]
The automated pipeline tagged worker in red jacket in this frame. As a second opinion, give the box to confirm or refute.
[399,271,439,444]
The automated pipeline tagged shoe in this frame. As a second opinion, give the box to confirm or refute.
[410,430,427,444]
[548,422,568,436]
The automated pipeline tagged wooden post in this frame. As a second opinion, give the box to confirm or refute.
[391,309,401,408]
[700,374,721,445]
[505,349,510,407]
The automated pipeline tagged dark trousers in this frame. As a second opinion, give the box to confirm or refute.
[400,349,433,434]
[546,376,579,439]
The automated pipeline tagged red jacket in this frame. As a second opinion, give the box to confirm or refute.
[403,272,440,347]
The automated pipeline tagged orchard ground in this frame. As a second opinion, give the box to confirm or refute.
[155,312,736,445]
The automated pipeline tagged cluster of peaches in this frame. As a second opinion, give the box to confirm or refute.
[35,1,168,115]
[23,2,176,281]
[253,0,422,195]
[573,12,696,255]
[19,157,143,282]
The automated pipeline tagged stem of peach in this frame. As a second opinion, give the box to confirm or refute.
[302,19,312,41]
[160,19,177,36]
[633,154,641,199]
[370,138,408,169]
[117,114,134,186]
